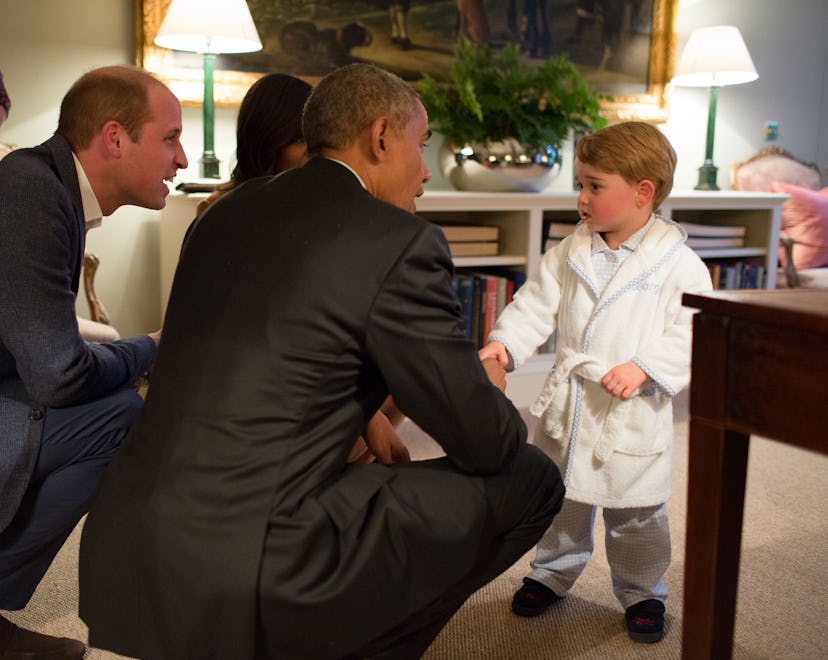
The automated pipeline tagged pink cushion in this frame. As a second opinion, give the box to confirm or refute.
[770,181,828,269]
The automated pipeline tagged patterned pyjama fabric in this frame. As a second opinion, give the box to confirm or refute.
[527,497,670,609]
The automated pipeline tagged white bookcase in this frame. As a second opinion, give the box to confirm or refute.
[160,189,788,405]
[416,189,787,289]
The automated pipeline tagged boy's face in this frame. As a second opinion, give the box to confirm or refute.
[574,159,651,246]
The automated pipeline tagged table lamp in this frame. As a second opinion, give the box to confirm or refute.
[154,0,262,179]
[671,26,758,190]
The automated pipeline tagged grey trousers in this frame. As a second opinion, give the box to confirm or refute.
[526,497,670,609]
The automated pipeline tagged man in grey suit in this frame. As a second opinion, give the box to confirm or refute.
[79,63,564,660]
[0,65,187,659]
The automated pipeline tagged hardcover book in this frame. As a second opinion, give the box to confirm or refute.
[678,221,747,237]
[448,241,499,257]
[437,224,499,242]
[685,236,746,248]
[546,221,579,238]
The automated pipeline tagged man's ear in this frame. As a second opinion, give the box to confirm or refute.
[636,179,656,207]
[369,116,390,161]
[101,120,124,157]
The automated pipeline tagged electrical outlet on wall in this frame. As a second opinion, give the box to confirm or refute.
[764,120,779,141]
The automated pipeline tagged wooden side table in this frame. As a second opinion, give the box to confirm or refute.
[680,289,828,659]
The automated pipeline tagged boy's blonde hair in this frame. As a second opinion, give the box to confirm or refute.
[576,121,676,209]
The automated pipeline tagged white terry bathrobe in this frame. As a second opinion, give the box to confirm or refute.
[490,215,712,508]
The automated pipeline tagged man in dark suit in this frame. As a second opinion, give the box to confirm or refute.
[0,65,187,659]
[79,63,565,660]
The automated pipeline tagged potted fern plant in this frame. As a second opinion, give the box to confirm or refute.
[418,39,608,192]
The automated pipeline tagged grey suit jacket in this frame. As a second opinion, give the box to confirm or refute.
[79,158,530,659]
[0,134,155,532]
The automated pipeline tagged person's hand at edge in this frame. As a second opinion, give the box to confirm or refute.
[361,409,411,464]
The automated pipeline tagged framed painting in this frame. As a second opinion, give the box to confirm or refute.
[136,0,678,122]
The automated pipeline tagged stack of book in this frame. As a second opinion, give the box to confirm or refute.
[452,269,526,348]
[705,259,767,290]
[544,220,579,252]
[437,224,499,257]
[679,221,746,249]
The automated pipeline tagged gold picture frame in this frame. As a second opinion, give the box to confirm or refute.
[136,0,678,123]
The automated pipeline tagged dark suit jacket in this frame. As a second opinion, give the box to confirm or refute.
[0,135,155,532]
[79,158,529,659]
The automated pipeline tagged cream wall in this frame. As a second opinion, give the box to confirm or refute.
[0,0,826,336]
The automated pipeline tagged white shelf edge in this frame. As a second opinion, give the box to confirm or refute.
[693,247,768,259]
[453,255,528,267]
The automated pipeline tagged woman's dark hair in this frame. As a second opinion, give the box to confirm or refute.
[228,73,312,187]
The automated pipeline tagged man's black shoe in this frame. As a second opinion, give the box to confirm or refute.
[511,577,562,617]
[0,614,86,660]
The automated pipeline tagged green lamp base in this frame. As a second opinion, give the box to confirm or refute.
[200,153,220,180]
[694,161,719,191]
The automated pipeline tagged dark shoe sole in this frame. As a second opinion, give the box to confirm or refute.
[627,629,664,643]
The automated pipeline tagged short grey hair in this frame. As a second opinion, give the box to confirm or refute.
[303,63,420,155]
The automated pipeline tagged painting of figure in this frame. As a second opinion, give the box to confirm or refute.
[137,0,676,120]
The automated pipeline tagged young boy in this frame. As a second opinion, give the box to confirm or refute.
[479,121,712,643]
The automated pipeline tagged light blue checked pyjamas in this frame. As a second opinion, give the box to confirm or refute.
[526,496,671,609]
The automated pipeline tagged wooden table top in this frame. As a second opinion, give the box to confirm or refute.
[683,289,828,332]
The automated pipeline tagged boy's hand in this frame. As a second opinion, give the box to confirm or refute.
[601,361,649,400]
[478,341,509,367]
[481,358,507,392]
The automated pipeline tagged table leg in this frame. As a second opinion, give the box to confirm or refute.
[681,420,750,659]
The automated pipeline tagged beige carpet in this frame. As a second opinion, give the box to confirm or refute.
[5,391,827,659]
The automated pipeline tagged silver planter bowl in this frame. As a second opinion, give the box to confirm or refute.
[440,138,562,193]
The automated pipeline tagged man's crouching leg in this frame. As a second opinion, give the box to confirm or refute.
[471,443,565,587]
[355,444,565,660]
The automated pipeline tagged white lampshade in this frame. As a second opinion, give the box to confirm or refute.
[154,0,262,54]
[672,26,758,88]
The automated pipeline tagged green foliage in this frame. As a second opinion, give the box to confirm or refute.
[418,40,608,152]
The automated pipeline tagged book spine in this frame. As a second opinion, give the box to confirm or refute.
[707,262,721,290]
[724,265,737,290]
[470,275,482,348]
[511,270,527,294]
[482,275,498,344]
[495,275,507,317]
[505,277,516,305]
[455,274,474,340]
